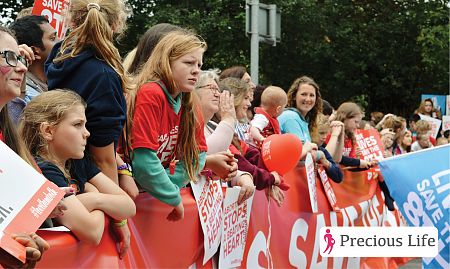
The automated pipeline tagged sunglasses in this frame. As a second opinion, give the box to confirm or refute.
[0,50,28,68]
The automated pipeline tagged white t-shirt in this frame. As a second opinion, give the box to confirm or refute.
[250,113,269,131]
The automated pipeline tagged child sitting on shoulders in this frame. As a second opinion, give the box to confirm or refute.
[19,90,136,248]
[249,86,287,147]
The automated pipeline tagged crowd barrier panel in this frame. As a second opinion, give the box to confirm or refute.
[36,167,411,268]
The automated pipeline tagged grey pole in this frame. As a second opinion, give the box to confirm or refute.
[249,0,259,85]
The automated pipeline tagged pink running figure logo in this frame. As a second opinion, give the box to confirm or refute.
[323,229,335,254]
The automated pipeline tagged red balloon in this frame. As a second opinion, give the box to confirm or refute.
[261,134,303,175]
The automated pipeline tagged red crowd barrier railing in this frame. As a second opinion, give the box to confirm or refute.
[36,168,411,268]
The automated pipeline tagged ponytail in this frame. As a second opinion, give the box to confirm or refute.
[54,0,130,93]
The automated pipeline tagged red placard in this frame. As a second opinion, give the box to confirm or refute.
[355,129,384,161]
[32,0,69,40]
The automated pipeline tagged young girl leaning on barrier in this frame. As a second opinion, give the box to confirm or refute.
[19,90,135,252]
[129,31,238,221]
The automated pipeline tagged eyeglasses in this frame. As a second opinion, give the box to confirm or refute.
[0,50,28,68]
[198,84,220,94]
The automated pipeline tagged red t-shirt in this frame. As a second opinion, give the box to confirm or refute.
[131,82,206,168]
[343,137,356,158]
[325,134,356,158]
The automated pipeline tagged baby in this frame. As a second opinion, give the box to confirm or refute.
[249,86,287,147]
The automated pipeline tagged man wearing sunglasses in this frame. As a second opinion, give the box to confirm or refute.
[7,15,58,124]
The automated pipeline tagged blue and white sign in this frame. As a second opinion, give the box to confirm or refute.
[379,145,450,268]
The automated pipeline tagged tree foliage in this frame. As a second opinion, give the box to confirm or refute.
[1,0,448,116]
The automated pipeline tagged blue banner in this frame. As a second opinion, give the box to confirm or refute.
[379,145,450,268]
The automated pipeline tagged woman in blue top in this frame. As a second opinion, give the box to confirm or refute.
[278,76,323,159]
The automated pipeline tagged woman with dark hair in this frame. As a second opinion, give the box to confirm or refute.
[278,75,323,159]
[0,26,35,168]
[220,65,256,99]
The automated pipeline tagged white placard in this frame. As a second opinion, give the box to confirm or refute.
[191,176,223,264]
[419,114,442,139]
[219,187,254,269]
[0,141,63,261]
[305,153,318,213]
[442,115,450,131]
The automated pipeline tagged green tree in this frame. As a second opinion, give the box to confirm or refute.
[120,0,250,70]
[260,0,448,116]
[0,0,34,22]
[2,0,448,116]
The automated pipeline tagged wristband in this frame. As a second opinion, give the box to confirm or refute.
[118,169,133,177]
[118,163,132,176]
[114,219,127,227]
[316,151,321,161]
[118,163,132,171]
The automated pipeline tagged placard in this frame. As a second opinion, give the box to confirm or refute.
[305,153,318,213]
[0,141,63,262]
[32,0,70,40]
[219,187,254,269]
[191,176,223,264]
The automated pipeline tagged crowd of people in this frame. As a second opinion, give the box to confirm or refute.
[1,0,449,267]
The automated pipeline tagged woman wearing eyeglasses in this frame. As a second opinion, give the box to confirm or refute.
[194,70,256,204]
[0,26,30,161]
[0,25,51,269]
[196,70,236,153]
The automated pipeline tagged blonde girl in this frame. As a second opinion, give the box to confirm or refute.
[45,0,136,254]
[129,31,209,221]
[46,0,131,182]
[20,90,135,251]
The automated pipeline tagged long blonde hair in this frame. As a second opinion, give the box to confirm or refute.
[19,90,86,177]
[54,0,130,93]
[129,31,207,182]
